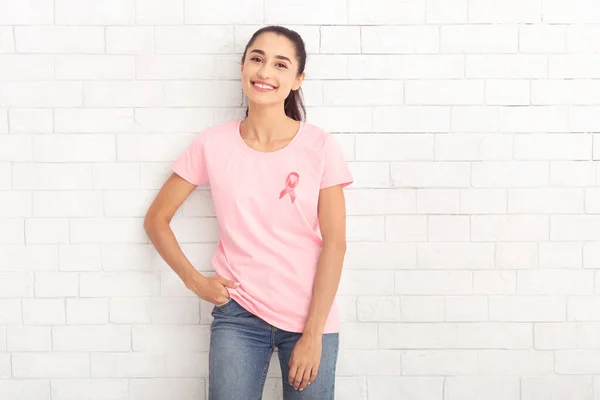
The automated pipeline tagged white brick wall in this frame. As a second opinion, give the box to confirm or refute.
[1,0,600,399]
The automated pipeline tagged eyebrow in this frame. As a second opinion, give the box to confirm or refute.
[249,49,293,65]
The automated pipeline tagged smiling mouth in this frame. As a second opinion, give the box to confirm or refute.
[252,81,277,90]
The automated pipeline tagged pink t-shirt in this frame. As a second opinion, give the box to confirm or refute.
[171,119,353,333]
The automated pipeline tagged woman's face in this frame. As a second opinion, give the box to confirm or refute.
[241,32,304,108]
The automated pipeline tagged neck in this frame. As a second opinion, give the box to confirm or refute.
[244,101,292,142]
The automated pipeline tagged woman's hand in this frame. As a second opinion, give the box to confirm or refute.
[185,274,240,306]
[288,334,322,391]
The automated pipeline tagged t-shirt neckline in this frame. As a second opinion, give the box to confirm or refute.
[236,119,305,156]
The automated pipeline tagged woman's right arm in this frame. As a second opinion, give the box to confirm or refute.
[143,173,237,305]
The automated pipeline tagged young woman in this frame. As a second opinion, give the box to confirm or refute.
[144,25,353,399]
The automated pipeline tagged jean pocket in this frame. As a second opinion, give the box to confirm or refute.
[215,297,233,309]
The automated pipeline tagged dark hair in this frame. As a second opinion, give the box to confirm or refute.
[241,25,307,122]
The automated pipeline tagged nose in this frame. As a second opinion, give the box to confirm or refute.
[257,63,273,79]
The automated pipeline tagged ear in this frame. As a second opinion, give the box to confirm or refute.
[293,72,305,91]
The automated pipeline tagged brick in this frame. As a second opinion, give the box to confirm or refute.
[0,299,21,324]
[544,0,600,23]
[53,326,131,352]
[460,188,507,214]
[0,55,53,81]
[471,161,549,188]
[473,271,517,294]
[485,80,529,105]
[0,27,13,53]
[348,55,463,79]
[522,376,594,400]
[469,0,541,23]
[356,296,401,322]
[495,243,538,269]
[84,82,164,107]
[59,245,102,272]
[0,380,50,400]
[66,298,109,325]
[417,244,495,270]
[339,322,378,349]
[51,379,128,400]
[321,26,361,54]
[323,80,404,106]
[451,106,498,133]
[132,326,210,351]
[374,106,450,133]
[7,327,51,352]
[395,271,472,295]
[338,270,394,295]
[426,0,467,23]
[337,350,401,376]
[22,299,65,325]
[434,133,512,161]
[137,0,183,24]
[9,109,53,134]
[70,218,148,244]
[26,219,70,244]
[385,215,427,241]
[427,216,470,242]
[417,189,460,214]
[401,296,444,322]
[456,323,532,349]
[345,242,417,269]
[265,0,346,24]
[445,377,520,400]
[12,353,89,378]
[362,26,438,54]
[442,25,517,53]
[0,135,32,162]
[15,27,104,54]
[489,296,566,322]
[367,377,443,400]
[80,272,159,297]
[471,215,549,242]
[91,353,165,378]
[129,378,205,400]
[0,82,82,107]
[0,272,33,297]
[508,188,584,213]
[348,0,424,24]
[155,26,234,54]
[0,0,53,24]
[467,55,546,79]
[403,350,477,375]
[347,216,385,241]
[519,25,566,53]
[534,323,577,350]
[106,27,153,55]
[55,0,134,24]
[347,162,390,188]
[391,162,470,188]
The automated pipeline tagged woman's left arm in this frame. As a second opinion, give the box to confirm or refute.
[287,184,348,391]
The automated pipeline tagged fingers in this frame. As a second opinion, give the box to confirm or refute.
[289,364,312,391]
[288,364,298,388]
[298,368,312,391]
[219,278,241,289]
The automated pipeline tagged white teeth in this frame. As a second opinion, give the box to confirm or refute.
[253,82,275,90]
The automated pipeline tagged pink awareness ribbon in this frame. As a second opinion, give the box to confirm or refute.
[279,172,299,203]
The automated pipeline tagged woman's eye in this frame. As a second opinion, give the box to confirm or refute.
[251,57,262,62]
[277,63,288,69]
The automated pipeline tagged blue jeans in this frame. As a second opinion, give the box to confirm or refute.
[209,298,339,400]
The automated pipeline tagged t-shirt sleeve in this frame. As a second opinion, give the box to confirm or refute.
[171,133,209,185]
[320,134,353,190]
